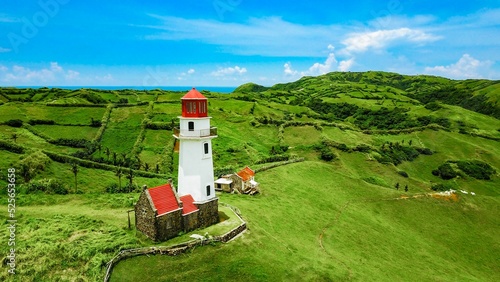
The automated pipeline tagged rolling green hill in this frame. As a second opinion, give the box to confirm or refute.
[0,71,499,281]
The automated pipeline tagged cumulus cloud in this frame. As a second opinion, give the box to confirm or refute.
[338,58,355,72]
[303,52,337,76]
[341,28,440,54]
[283,62,298,76]
[187,68,195,74]
[424,54,493,79]
[0,62,80,84]
[284,45,355,78]
[211,66,247,76]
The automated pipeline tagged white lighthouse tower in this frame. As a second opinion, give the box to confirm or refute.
[174,88,217,205]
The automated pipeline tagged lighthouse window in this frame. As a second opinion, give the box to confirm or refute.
[188,121,194,131]
[206,185,211,196]
[204,142,209,154]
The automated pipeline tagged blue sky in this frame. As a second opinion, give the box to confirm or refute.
[0,0,499,86]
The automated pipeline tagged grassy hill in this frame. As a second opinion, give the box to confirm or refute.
[0,71,499,281]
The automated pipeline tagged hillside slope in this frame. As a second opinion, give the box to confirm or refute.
[0,71,498,281]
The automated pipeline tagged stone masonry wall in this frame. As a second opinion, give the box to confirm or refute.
[135,191,157,240]
[182,210,199,233]
[196,198,219,228]
[155,209,183,241]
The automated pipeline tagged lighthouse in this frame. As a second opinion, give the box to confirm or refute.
[174,88,219,226]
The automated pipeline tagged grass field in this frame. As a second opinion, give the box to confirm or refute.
[32,125,99,140]
[110,161,499,281]
[0,72,498,281]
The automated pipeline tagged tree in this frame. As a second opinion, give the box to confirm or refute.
[115,166,123,189]
[105,147,111,161]
[135,155,142,170]
[126,169,134,192]
[144,163,150,172]
[408,139,413,146]
[404,184,408,192]
[11,133,18,143]
[155,164,160,174]
[70,162,79,193]
[112,152,117,165]
[395,182,400,190]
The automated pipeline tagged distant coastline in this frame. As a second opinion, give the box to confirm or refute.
[11,86,237,93]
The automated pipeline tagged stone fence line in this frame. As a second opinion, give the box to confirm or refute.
[103,203,247,282]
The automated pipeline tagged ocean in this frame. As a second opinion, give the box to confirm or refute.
[16,86,237,93]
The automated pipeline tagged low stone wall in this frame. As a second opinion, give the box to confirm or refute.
[103,203,247,282]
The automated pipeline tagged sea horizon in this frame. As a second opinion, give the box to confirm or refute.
[9,85,237,93]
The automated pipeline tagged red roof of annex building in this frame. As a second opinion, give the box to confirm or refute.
[237,166,255,181]
[148,184,180,216]
[180,195,199,215]
[182,88,207,100]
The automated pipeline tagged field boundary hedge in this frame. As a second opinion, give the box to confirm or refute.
[42,150,169,179]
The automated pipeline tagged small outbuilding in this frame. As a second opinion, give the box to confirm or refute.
[215,166,260,195]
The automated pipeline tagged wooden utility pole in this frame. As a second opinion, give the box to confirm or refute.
[127,209,134,229]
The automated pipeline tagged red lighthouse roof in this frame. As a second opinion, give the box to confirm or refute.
[182,88,207,100]
[181,88,208,117]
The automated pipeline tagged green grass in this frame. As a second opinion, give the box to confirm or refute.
[110,162,499,281]
[0,74,499,281]
[32,125,99,140]
[0,194,246,281]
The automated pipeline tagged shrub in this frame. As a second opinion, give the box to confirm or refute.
[431,182,454,192]
[397,171,409,178]
[28,119,56,125]
[5,119,23,127]
[106,182,139,193]
[0,140,25,154]
[18,151,52,182]
[424,101,442,111]
[416,147,433,155]
[456,160,496,180]
[319,147,337,161]
[353,144,372,153]
[23,178,69,194]
[433,163,458,180]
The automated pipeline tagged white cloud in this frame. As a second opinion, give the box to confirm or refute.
[211,66,247,76]
[302,52,337,76]
[338,58,355,72]
[424,54,493,79]
[187,68,195,74]
[65,70,80,80]
[0,62,81,84]
[341,28,440,54]
[50,62,63,72]
[283,62,298,76]
[0,47,11,53]
[94,74,113,83]
[284,46,355,78]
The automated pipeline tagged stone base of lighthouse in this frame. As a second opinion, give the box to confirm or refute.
[195,197,219,228]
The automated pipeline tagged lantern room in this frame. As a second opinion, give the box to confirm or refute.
[181,88,208,118]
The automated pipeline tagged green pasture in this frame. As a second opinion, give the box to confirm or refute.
[32,125,99,140]
[110,162,499,281]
